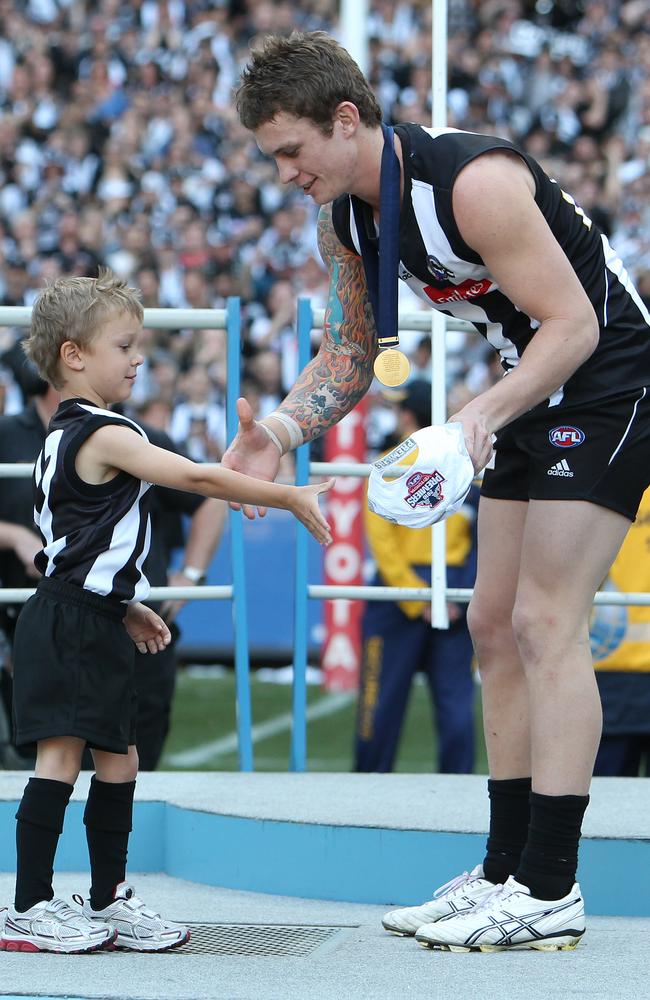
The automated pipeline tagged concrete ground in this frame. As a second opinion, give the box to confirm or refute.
[1,872,648,1000]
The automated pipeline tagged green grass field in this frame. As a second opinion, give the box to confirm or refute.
[161,668,489,773]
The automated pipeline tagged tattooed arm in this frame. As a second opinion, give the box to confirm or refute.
[221,204,376,508]
[270,203,377,443]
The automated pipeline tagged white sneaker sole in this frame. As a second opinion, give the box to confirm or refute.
[109,929,191,952]
[0,928,116,954]
[417,931,585,953]
[381,919,423,937]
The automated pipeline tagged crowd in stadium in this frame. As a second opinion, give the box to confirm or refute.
[1,0,649,459]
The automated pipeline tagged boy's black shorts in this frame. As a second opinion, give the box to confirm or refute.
[481,386,650,521]
[12,578,136,754]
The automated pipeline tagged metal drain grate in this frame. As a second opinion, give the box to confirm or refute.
[170,923,352,956]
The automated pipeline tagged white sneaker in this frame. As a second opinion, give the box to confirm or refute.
[382,865,497,936]
[415,876,585,952]
[79,882,190,952]
[0,897,114,954]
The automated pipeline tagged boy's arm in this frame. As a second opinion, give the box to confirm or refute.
[84,425,334,544]
[89,424,293,502]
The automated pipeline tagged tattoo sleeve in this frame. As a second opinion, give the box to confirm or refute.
[277,203,377,443]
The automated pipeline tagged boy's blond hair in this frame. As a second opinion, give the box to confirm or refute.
[24,268,143,389]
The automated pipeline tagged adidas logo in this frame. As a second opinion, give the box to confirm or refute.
[547,458,574,477]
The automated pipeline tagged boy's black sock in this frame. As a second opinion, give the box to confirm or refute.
[84,776,135,911]
[515,791,589,900]
[482,776,532,885]
[15,777,73,912]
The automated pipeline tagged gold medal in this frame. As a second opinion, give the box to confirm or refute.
[373,348,410,387]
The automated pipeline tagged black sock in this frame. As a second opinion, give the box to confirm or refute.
[84,776,135,911]
[15,777,73,912]
[515,792,589,900]
[482,777,532,885]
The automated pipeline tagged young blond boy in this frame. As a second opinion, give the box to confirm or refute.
[0,270,333,954]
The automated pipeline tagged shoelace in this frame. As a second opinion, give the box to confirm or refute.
[433,870,473,899]
[467,883,510,915]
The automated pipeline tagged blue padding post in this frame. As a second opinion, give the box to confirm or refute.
[290,298,313,771]
[226,296,253,772]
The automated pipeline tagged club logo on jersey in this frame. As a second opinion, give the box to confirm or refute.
[549,425,585,448]
[424,277,493,305]
[426,255,455,281]
[404,469,446,510]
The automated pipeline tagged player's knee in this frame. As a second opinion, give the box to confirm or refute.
[466,599,512,658]
[511,599,553,665]
[35,737,83,785]
[94,745,139,783]
[121,745,139,782]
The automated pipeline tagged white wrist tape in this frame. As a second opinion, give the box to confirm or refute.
[259,421,284,455]
[268,412,304,451]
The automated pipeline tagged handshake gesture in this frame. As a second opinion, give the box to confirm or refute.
[222,397,334,545]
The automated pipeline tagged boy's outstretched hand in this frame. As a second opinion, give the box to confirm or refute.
[288,478,335,545]
[124,602,172,654]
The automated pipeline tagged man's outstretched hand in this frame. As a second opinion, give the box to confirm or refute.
[221,397,282,518]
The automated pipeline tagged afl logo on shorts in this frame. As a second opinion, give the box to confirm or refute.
[549,425,585,448]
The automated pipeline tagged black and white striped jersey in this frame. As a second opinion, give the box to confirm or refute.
[331,124,650,408]
[33,398,153,603]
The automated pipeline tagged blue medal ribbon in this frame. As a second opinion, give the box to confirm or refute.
[351,122,401,351]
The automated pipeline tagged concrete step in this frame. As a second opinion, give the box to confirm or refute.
[1,772,649,917]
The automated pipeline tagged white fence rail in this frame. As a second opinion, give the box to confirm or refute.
[0,306,228,330]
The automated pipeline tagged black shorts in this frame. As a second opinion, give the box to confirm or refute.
[481,386,650,521]
[12,578,136,754]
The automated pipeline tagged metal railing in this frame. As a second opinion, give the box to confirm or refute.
[2,300,649,774]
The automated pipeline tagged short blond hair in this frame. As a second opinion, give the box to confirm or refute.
[25,268,143,389]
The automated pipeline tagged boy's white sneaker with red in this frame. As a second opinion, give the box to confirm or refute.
[80,882,190,952]
[0,897,114,953]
